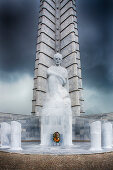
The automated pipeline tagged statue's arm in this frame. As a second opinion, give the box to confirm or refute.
[64,70,69,92]
[47,68,65,80]
[64,78,69,92]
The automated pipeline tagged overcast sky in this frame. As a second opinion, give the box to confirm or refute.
[0,0,113,115]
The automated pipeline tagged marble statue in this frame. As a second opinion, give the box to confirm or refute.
[41,53,72,146]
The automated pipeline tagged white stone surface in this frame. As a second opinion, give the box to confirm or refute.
[61,16,74,31]
[67,64,78,79]
[71,106,80,116]
[40,33,55,49]
[61,32,78,49]
[41,24,55,40]
[11,121,22,150]
[102,122,112,149]
[41,16,55,31]
[43,1,55,15]
[0,122,11,148]
[90,121,102,151]
[1,142,113,155]
[42,9,55,23]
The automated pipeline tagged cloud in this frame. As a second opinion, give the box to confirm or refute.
[0,74,33,115]
[84,86,113,115]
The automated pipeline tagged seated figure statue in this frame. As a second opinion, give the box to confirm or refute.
[41,53,72,146]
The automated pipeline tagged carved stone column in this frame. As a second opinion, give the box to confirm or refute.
[32,0,84,116]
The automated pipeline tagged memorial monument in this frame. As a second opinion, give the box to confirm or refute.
[0,1,113,169]
[32,0,84,116]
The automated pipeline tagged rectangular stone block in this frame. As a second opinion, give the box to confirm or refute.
[38,64,48,78]
[39,53,53,67]
[35,105,43,116]
[61,1,73,16]
[36,42,41,52]
[67,64,78,78]
[77,68,82,78]
[34,68,38,78]
[42,8,55,23]
[43,1,55,15]
[70,92,80,108]
[35,59,39,68]
[42,16,55,32]
[79,90,83,100]
[39,43,55,58]
[76,58,81,68]
[76,50,80,59]
[34,76,38,88]
[80,100,84,113]
[61,23,74,40]
[37,35,41,44]
[38,16,42,24]
[61,32,78,49]
[78,78,82,89]
[74,22,77,29]
[72,0,76,5]
[69,77,78,91]
[61,15,74,31]
[62,52,77,68]
[74,15,77,22]
[37,31,41,41]
[60,0,70,9]
[40,33,55,49]
[61,8,75,24]
[74,28,78,36]
[38,23,42,30]
[33,88,37,99]
[42,0,55,9]
[61,42,78,57]
[41,24,55,40]
[70,91,80,106]
[32,100,36,113]
[37,77,47,92]
[36,91,46,106]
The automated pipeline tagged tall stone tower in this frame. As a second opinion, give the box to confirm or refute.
[32,0,84,116]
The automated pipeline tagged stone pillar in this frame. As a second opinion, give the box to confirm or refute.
[90,121,102,151]
[32,0,84,116]
[11,121,22,150]
[60,0,81,116]
[0,122,11,148]
[32,0,56,116]
[102,122,112,149]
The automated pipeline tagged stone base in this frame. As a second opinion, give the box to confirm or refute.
[0,151,113,170]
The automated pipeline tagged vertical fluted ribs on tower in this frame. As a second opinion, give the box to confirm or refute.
[32,0,56,115]
[32,0,84,116]
[60,0,84,115]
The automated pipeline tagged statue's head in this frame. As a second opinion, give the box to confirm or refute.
[54,53,63,66]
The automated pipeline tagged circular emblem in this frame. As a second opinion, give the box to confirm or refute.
[53,132,60,143]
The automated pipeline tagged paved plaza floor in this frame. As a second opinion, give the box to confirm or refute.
[0,142,113,155]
